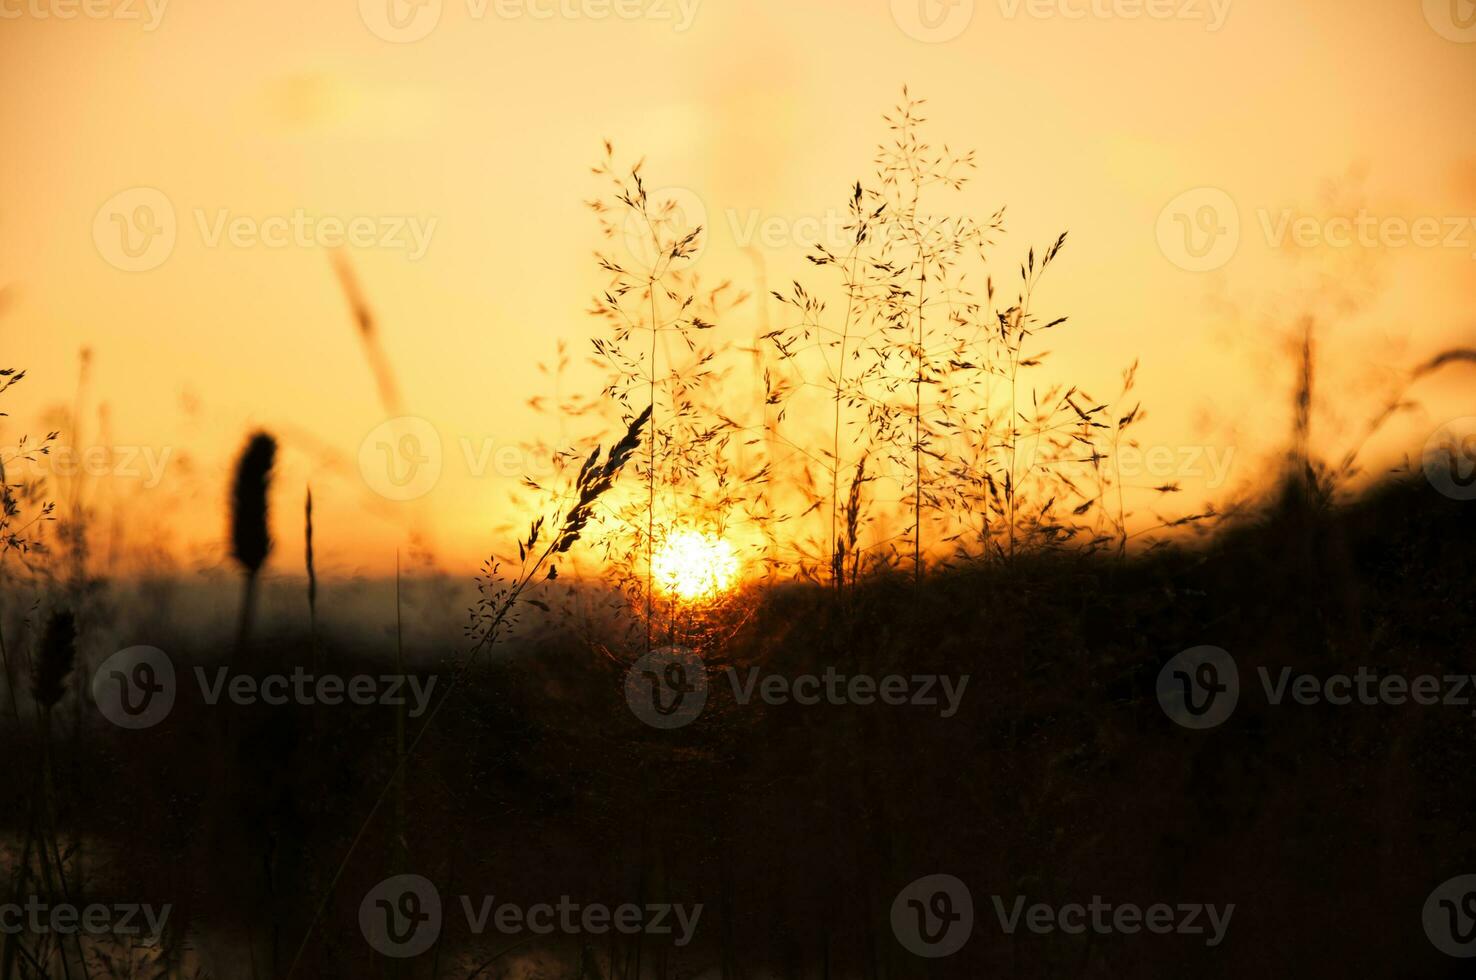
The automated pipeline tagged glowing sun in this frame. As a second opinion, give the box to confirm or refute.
[652,530,739,602]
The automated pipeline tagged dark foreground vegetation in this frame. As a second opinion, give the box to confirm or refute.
[2,472,1473,978]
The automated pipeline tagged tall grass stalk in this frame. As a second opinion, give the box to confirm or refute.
[29,608,87,980]
[0,363,60,980]
[332,251,403,416]
[285,410,651,980]
[304,486,317,665]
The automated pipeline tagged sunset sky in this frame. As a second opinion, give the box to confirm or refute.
[1,0,1473,577]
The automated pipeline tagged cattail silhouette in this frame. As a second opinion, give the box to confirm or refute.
[32,608,76,711]
[231,432,277,648]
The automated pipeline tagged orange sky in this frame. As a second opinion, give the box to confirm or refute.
[1,0,1473,577]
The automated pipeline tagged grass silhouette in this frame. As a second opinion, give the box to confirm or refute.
[0,92,1474,980]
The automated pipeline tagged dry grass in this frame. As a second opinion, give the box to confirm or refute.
[2,89,1476,980]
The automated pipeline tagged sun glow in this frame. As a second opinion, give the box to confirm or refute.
[651,530,740,602]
